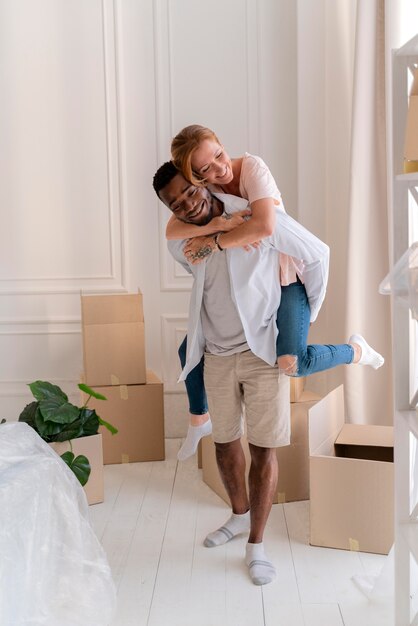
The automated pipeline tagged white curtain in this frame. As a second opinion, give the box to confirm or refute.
[297,0,392,424]
[343,0,392,424]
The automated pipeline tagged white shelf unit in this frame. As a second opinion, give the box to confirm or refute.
[389,34,418,626]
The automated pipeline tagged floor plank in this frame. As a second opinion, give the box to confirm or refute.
[301,603,344,626]
[284,501,368,605]
[89,440,394,626]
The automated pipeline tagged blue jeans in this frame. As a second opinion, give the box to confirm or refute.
[178,337,208,415]
[178,281,354,415]
[276,280,353,376]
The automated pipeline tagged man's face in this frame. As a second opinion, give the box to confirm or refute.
[159,173,215,225]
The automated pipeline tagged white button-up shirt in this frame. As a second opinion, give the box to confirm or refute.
[168,193,329,381]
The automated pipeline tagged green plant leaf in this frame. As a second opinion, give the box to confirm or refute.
[18,401,39,428]
[78,383,107,401]
[34,407,64,439]
[79,408,100,437]
[60,452,91,486]
[98,416,118,435]
[29,380,68,403]
[60,451,75,464]
[39,398,80,425]
[49,419,84,442]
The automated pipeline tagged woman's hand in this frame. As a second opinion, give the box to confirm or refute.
[210,209,251,233]
[183,236,217,265]
[242,240,262,251]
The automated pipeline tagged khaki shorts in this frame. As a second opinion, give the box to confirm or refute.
[203,350,290,448]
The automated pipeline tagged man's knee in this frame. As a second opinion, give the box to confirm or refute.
[215,439,242,458]
[248,443,277,468]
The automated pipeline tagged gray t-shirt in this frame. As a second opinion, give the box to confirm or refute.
[201,249,249,356]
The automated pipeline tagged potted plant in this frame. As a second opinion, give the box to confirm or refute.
[18,380,117,488]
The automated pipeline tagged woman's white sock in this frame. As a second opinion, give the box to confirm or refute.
[177,418,212,461]
[245,542,276,586]
[349,334,384,370]
[204,510,250,547]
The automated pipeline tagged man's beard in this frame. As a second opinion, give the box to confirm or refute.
[199,207,214,226]
[180,198,223,226]
[194,198,224,226]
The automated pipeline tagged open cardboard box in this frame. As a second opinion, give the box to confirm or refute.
[201,390,321,505]
[50,433,104,505]
[81,292,146,386]
[309,385,394,555]
[82,370,165,464]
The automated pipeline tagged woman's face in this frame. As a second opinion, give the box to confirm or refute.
[191,139,233,186]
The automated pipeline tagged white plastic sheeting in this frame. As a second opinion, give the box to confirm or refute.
[0,422,116,626]
[352,547,394,601]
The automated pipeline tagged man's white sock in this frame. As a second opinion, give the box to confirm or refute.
[204,510,250,547]
[349,334,384,370]
[177,418,212,461]
[245,542,276,586]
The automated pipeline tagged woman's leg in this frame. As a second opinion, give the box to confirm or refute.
[178,336,208,416]
[276,282,353,377]
[177,336,212,461]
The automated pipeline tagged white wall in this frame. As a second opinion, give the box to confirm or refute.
[0,0,298,434]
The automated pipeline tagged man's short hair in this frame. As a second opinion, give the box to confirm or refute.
[152,161,180,198]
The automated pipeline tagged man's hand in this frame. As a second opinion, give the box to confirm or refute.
[209,209,251,233]
[183,236,217,265]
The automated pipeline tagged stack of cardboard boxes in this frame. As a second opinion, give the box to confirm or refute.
[80,292,165,466]
[200,380,394,555]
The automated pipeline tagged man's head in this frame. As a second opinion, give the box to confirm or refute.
[153,161,221,226]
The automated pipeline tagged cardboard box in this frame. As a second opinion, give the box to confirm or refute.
[81,292,146,386]
[84,370,165,464]
[50,433,104,505]
[309,385,394,555]
[404,68,418,163]
[201,390,321,505]
[290,377,305,403]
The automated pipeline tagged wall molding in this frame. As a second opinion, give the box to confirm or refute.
[153,0,193,292]
[0,316,81,336]
[0,379,80,397]
[0,0,127,296]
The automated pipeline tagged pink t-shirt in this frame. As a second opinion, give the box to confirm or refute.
[216,153,303,286]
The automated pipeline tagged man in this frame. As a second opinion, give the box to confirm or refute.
[153,160,293,586]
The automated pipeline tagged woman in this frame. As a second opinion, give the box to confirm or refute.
[168,125,384,461]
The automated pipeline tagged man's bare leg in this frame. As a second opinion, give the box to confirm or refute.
[203,439,250,547]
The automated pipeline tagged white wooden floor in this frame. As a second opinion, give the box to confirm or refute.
[89,439,394,626]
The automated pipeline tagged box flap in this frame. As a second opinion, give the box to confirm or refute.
[81,293,144,325]
[309,385,345,456]
[335,423,393,448]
